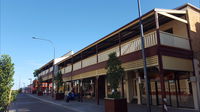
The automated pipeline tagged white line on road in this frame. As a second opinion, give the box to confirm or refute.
[27,94,83,112]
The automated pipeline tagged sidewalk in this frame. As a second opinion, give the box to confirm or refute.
[28,94,198,112]
[28,94,104,112]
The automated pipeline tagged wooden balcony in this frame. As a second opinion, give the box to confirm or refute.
[160,31,190,50]
[61,30,191,74]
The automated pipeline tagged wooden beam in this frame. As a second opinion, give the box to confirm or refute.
[154,8,186,14]
[157,12,188,24]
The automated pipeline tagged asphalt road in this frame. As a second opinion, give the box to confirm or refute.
[9,94,76,112]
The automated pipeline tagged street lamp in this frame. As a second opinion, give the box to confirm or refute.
[32,37,56,96]
[136,0,151,112]
[32,37,55,59]
[28,78,32,93]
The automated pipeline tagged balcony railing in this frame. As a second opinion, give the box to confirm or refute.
[54,31,191,76]
[38,66,54,77]
[82,55,97,68]
[73,61,81,71]
[121,31,157,55]
[160,31,190,50]
[98,46,120,63]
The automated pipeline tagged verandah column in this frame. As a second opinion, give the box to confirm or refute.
[155,11,167,112]
[118,33,125,98]
[95,76,99,105]
[70,56,74,91]
[136,71,142,104]
[95,45,100,105]
[190,72,200,110]
[105,78,108,98]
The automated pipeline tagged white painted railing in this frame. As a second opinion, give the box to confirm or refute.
[82,55,97,68]
[64,65,72,74]
[98,46,120,62]
[39,66,54,77]
[57,31,190,74]
[73,61,82,71]
[121,31,157,55]
[160,31,190,50]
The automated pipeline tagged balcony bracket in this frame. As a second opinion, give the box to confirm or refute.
[157,11,188,24]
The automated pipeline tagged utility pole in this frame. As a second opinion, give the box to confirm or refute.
[137,0,151,112]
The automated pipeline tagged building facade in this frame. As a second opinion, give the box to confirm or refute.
[37,4,200,110]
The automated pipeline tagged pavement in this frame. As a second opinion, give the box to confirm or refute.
[8,94,77,112]
[9,93,199,112]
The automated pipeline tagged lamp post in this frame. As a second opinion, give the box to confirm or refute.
[32,37,56,97]
[28,78,32,93]
[136,0,151,112]
[32,37,55,59]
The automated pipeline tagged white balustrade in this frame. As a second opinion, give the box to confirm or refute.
[98,46,120,62]
[82,55,97,67]
[64,65,72,73]
[121,31,157,55]
[73,61,82,71]
[57,31,190,73]
[160,31,190,50]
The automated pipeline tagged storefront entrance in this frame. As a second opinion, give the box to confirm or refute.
[141,71,194,108]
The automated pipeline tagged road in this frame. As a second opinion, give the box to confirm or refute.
[9,94,76,112]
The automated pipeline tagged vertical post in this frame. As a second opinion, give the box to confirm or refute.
[71,56,74,91]
[81,53,83,68]
[136,71,142,104]
[121,75,125,98]
[119,33,124,98]
[155,81,159,105]
[155,11,167,112]
[174,72,179,107]
[137,0,151,112]
[168,80,172,105]
[185,11,200,109]
[80,79,83,102]
[96,76,99,105]
[96,45,98,63]
[105,78,108,98]
[118,33,122,56]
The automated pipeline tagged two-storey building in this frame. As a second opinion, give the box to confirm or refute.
[37,3,200,110]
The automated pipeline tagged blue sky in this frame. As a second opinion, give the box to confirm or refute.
[0,0,199,90]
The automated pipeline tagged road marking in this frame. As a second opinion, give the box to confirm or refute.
[27,94,83,112]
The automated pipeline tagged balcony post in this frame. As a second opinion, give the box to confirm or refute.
[155,11,167,112]
[118,33,122,56]
[95,76,99,105]
[155,12,161,45]
[118,33,124,97]
[96,45,98,63]
[71,56,74,90]
[81,52,83,68]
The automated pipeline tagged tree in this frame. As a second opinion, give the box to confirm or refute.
[0,55,15,112]
[37,76,43,92]
[33,69,40,77]
[105,52,124,98]
[55,72,63,93]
